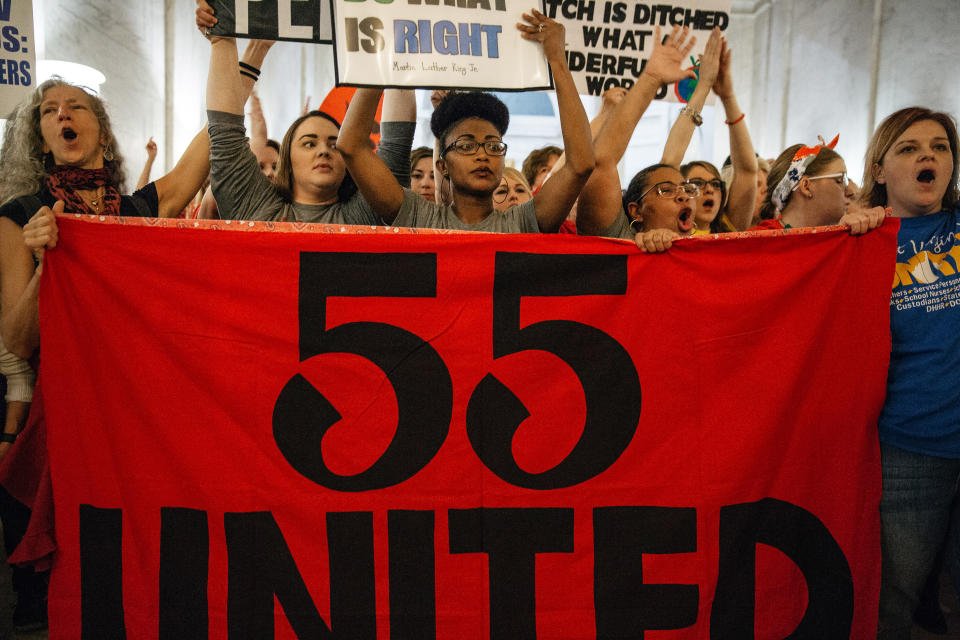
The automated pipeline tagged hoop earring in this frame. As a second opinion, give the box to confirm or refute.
[493,182,509,205]
[440,173,454,205]
[629,218,643,233]
[103,147,115,162]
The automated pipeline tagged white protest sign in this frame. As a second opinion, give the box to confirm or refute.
[546,0,730,100]
[0,0,35,117]
[331,0,553,90]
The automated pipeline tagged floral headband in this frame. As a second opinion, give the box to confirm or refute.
[771,135,839,217]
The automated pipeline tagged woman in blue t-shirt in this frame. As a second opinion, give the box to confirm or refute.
[860,106,960,639]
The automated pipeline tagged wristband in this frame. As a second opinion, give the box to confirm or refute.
[725,113,745,126]
[679,106,702,127]
[238,61,261,77]
[0,433,18,443]
[239,70,259,82]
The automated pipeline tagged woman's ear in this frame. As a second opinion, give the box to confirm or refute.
[796,176,814,199]
[626,201,643,226]
[872,163,886,185]
[436,158,447,177]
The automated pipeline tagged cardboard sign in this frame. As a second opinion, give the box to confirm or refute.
[0,0,36,117]
[549,0,731,98]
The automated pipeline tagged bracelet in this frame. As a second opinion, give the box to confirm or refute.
[725,113,745,126]
[0,432,18,443]
[679,106,702,127]
[238,61,261,77]
[239,70,259,82]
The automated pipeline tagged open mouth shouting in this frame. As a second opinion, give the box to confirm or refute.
[61,127,78,141]
[678,206,694,232]
[916,168,936,184]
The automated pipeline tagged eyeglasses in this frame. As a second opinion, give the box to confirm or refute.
[441,138,508,158]
[685,177,725,191]
[638,181,700,201]
[802,172,848,188]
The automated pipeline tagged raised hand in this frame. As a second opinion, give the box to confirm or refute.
[712,38,734,100]
[196,0,227,42]
[145,137,157,160]
[694,28,723,91]
[518,9,565,63]
[600,86,628,114]
[643,25,696,86]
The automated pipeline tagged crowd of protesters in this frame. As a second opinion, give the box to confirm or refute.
[0,1,956,636]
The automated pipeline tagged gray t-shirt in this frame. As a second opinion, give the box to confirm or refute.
[597,207,635,239]
[392,188,541,233]
[207,111,414,224]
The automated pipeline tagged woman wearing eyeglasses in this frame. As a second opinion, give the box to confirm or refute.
[657,33,758,234]
[336,10,594,233]
[575,26,715,251]
[620,165,701,253]
[754,140,886,234]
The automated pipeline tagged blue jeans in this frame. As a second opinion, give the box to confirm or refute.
[878,443,960,639]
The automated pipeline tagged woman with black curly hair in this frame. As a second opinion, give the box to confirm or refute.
[336,9,594,233]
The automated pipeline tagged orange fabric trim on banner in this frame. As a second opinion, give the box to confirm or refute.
[36,216,896,638]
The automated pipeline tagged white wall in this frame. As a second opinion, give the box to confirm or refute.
[731,0,960,183]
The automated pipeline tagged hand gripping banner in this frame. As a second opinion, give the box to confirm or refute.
[37,216,896,638]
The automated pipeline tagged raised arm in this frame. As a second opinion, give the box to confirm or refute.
[524,9,594,232]
[337,88,405,222]
[712,40,757,230]
[248,90,268,156]
[156,8,271,218]
[577,25,696,235]
[136,137,157,191]
[379,89,417,188]
[548,87,626,181]
[660,27,721,168]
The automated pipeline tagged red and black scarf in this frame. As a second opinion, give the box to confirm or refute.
[44,165,121,216]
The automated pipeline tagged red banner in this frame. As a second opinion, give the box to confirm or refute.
[38,216,896,639]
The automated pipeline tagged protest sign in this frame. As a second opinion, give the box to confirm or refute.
[0,0,35,117]
[39,216,894,638]
[210,0,334,43]
[331,0,552,89]
[547,0,731,98]
[209,0,551,89]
